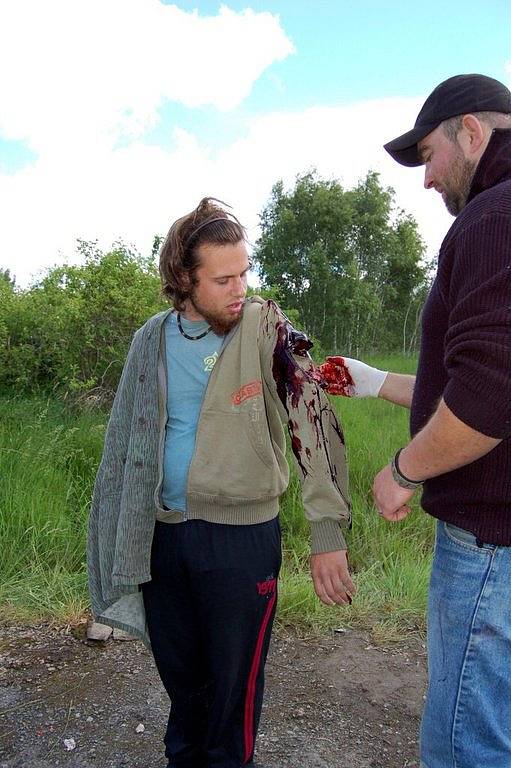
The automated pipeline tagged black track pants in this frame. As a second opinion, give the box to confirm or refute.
[142,517,281,768]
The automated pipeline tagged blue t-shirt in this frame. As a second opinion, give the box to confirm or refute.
[161,312,223,513]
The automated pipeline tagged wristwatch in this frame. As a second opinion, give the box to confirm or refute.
[390,448,423,490]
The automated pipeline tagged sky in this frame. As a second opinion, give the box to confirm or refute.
[1,0,511,287]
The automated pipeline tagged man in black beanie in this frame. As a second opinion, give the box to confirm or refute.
[324,73,511,768]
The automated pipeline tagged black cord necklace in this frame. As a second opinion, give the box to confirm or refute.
[177,312,212,341]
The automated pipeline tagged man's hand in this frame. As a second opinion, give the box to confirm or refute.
[372,464,415,521]
[310,550,355,605]
[317,356,388,397]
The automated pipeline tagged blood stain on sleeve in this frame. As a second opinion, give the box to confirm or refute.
[268,304,345,484]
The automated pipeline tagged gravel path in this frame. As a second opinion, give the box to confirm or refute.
[0,622,427,768]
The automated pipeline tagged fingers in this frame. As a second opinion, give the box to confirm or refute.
[378,505,411,522]
[310,552,356,606]
[323,383,348,396]
[326,383,355,397]
[372,465,415,522]
[314,575,353,606]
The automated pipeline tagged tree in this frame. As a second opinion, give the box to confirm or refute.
[255,170,429,355]
[0,268,15,288]
[0,241,166,397]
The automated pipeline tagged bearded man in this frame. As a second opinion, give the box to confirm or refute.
[87,197,354,768]
[323,73,511,768]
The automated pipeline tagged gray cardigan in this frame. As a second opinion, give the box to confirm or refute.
[87,311,166,645]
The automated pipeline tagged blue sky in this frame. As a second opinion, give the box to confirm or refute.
[171,0,510,104]
[139,1,511,151]
[1,0,510,285]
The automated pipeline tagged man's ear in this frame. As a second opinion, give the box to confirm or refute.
[180,268,192,291]
[459,114,490,159]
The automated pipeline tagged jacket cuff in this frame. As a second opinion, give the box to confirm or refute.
[310,519,347,554]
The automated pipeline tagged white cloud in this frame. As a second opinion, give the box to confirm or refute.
[0,0,296,283]
[0,1,478,287]
[0,0,294,153]
[3,95,454,287]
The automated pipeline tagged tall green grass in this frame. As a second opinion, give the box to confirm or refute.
[0,397,105,620]
[0,355,434,636]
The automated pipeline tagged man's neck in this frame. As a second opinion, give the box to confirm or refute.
[180,302,205,322]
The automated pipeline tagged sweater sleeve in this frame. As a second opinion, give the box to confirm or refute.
[97,327,144,483]
[443,212,511,438]
[87,327,144,613]
[258,300,351,554]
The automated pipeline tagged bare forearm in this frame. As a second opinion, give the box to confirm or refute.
[399,399,501,481]
[379,373,415,409]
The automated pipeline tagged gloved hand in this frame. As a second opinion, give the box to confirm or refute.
[317,356,388,397]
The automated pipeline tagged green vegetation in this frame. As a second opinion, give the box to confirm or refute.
[0,240,165,397]
[0,357,433,637]
[256,171,430,356]
[0,397,103,621]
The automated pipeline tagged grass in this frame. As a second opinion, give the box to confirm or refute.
[0,396,104,621]
[0,355,434,638]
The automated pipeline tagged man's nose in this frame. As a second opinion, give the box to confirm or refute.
[424,166,434,190]
[232,277,246,296]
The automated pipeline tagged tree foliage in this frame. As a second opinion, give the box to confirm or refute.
[255,170,430,355]
[0,268,15,288]
[0,241,166,397]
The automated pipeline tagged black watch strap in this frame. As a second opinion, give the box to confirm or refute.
[390,448,423,490]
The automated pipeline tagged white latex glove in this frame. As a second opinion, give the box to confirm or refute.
[318,356,388,397]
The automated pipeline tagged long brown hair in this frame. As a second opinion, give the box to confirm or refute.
[159,197,246,311]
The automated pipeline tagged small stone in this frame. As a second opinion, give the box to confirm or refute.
[86,622,112,641]
[113,628,135,641]
[135,723,145,734]
[63,737,76,751]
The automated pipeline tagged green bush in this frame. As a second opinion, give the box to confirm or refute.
[0,241,166,397]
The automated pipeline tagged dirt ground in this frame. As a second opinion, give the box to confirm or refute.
[0,622,427,768]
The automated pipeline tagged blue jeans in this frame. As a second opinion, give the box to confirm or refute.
[420,521,511,768]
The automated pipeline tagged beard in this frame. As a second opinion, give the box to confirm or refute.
[443,147,477,216]
[189,292,244,336]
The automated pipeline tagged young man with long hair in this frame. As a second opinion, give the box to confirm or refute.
[88,197,354,768]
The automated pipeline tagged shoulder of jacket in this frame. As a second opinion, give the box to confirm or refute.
[245,296,283,316]
[244,295,264,310]
[135,309,172,340]
[242,298,285,333]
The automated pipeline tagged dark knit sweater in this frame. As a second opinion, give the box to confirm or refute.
[411,128,511,545]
